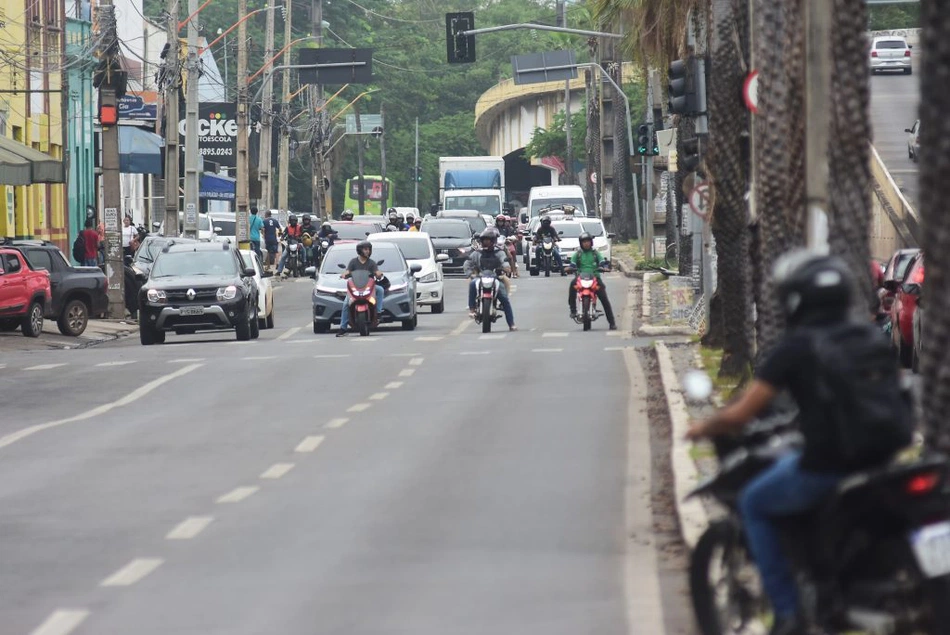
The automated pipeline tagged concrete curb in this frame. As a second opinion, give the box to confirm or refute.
[655,341,709,549]
[638,324,696,337]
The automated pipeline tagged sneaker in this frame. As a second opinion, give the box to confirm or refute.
[509,325,518,332]
[335,329,348,337]
[609,323,618,330]
[570,311,578,320]
[468,308,477,318]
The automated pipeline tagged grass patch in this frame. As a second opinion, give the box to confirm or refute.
[698,346,742,399]
[689,444,716,461]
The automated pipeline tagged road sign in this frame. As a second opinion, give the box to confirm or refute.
[345,114,383,135]
[688,183,710,220]
[743,70,759,114]
[298,48,373,85]
[590,171,597,184]
[511,50,578,85]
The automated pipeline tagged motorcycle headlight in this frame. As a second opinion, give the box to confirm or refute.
[216,285,238,301]
[417,272,438,283]
[480,276,495,286]
[289,244,298,252]
[146,289,167,303]
[457,246,470,255]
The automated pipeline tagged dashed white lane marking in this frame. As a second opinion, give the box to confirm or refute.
[604,346,626,351]
[294,435,325,452]
[478,334,506,340]
[384,381,403,389]
[409,357,424,366]
[542,332,569,338]
[276,326,302,341]
[165,516,214,540]
[398,368,416,377]
[0,363,6,369]
[325,417,349,429]
[606,330,622,337]
[390,353,420,357]
[100,558,164,587]
[460,351,490,356]
[415,336,443,341]
[532,348,564,353]
[0,363,203,451]
[314,354,350,359]
[348,402,372,412]
[260,463,295,479]
[242,355,278,360]
[369,392,389,401]
[24,363,66,371]
[167,358,204,363]
[96,360,136,367]
[28,609,90,635]
[449,321,471,336]
[216,486,260,503]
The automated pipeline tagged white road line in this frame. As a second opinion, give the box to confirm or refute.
[260,463,295,479]
[241,356,278,360]
[449,321,471,336]
[276,326,301,341]
[314,354,350,359]
[409,357,424,366]
[460,351,490,356]
[0,363,202,451]
[167,358,204,363]
[384,381,403,389]
[0,363,6,369]
[348,402,372,412]
[324,417,349,429]
[532,348,564,353]
[294,435,325,452]
[478,334,506,340]
[415,336,444,341]
[389,353,420,357]
[95,360,136,367]
[542,332,569,338]
[216,486,260,503]
[604,346,626,351]
[28,609,90,635]
[398,368,416,377]
[24,363,66,371]
[100,558,164,587]
[165,516,214,540]
[369,392,389,401]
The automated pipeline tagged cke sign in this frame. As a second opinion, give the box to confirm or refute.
[178,102,240,170]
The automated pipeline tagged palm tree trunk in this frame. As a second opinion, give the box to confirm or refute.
[704,0,753,378]
[918,0,950,453]
[611,64,634,240]
[585,67,601,216]
[676,116,694,277]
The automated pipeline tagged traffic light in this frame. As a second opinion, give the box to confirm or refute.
[409,166,422,182]
[636,123,652,156]
[446,12,476,64]
[668,59,690,115]
[680,137,701,172]
[667,58,706,116]
[651,130,660,156]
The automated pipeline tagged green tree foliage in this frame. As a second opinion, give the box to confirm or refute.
[868,4,920,30]
[524,109,587,167]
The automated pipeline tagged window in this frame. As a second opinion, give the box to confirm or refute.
[24,249,54,271]
[875,40,907,49]
[1,253,21,272]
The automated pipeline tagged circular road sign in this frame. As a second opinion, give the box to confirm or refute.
[590,171,598,184]
[743,70,759,114]
[688,182,711,221]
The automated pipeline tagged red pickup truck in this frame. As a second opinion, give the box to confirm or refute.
[0,247,52,337]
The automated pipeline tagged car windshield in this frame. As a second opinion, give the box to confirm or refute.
[371,238,431,260]
[553,223,584,238]
[215,219,236,236]
[176,215,212,233]
[581,222,605,237]
[875,40,906,49]
[332,223,375,240]
[444,196,499,215]
[151,250,237,278]
[421,221,471,239]
[532,198,585,216]
[321,246,405,274]
[441,214,486,234]
[137,238,166,263]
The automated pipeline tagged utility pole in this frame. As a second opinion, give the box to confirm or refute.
[645,70,655,257]
[182,0,200,238]
[414,117,419,210]
[97,0,124,316]
[236,0,250,249]
[805,0,831,251]
[559,0,573,186]
[163,0,180,239]
[309,0,326,219]
[379,101,386,205]
[277,0,292,215]
[355,101,365,215]
[258,0,276,211]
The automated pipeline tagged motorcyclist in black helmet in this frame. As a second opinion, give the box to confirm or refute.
[533,215,565,275]
[464,228,517,331]
[341,210,354,221]
[568,231,616,329]
[386,208,406,231]
[336,240,387,337]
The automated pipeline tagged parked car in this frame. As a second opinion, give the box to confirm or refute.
[905,119,920,162]
[210,211,237,244]
[9,240,109,336]
[158,212,217,240]
[309,242,420,333]
[240,249,275,330]
[880,247,920,313]
[329,221,386,243]
[419,218,476,274]
[869,36,913,75]
[367,231,449,313]
[888,251,924,368]
[138,242,259,345]
[436,209,488,236]
[0,246,51,337]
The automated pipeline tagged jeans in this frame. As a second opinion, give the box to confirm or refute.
[535,244,563,270]
[277,248,299,274]
[339,285,386,331]
[739,451,841,618]
[250,240,262,259]
[569,276,616,325]
[468,279,515,327]
[82,258,98,267]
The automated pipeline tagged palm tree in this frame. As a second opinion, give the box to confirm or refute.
[917,0,950,452]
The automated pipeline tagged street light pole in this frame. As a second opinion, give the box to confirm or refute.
[258,0,276,211]
[182,0,200,239]
[277,0,292,214]
[236,0,250,249]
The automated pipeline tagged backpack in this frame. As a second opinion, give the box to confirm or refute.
[72,233,85,262]
[810,321,913,470]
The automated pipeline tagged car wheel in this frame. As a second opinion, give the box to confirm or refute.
[313,321,330,334]
[266,307,275,329]
[905,67,913,75]
[236,313,252,341]
[250,308,260,339]
[0,318,20,332]
[57,299,89,336]
[21,301,44,337]
[432,299,444,314]
[140,323,157,345]
[402,315,417,331]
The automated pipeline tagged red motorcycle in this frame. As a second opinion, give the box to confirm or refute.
[345,269,381,336]
[572,270,605,331]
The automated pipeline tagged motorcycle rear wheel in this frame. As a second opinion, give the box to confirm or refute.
[582,297,592,331]
[482,297,492,333]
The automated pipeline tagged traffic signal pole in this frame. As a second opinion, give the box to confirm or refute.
[805,0,831,252]
[644,71,655,257]
[414,117,419,210]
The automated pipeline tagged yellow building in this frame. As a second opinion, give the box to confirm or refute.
[0,0,67,248]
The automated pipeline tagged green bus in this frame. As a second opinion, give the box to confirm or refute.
[343,175,394,215]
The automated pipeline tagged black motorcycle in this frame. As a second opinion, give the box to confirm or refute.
[689,412,950,635]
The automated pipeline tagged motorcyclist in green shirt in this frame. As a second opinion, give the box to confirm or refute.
[568,232,617,330]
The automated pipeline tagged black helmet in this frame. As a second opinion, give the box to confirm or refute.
[288,214,297,225]
[480,227,499,248]
[541,215,552,226]
[341,210,354,220]
[302,214,311,223]
[388,208,398,218]
[773,250,852,326]
[579,232,594,249]
[356,240,373,257]
[322,221,331,231]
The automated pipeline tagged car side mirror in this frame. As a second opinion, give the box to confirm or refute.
[908,44,913,49]
[435,253,449,263]
[306,266,317,278]
[607,232,616,239]
[376,259,385,266]
[883,279,899,292]
[337,263,346,269]
[261,270,273,278]
[903,282,922,296]
[214,226,223,233]
[243,267,255,277]
[410,263,422,273]
[905,128,913,133]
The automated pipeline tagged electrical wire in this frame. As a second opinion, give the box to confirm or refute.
[337,0,442,24]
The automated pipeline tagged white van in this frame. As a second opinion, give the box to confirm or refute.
[526,185,588,219]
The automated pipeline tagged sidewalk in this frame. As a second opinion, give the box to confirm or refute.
[0,318,138,352]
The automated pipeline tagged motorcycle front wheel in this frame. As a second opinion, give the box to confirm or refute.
[481,297,492,333]
[582,296,592,331]
[355,310,370,336]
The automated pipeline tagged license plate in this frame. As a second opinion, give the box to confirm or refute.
[911,521,950,578]
[180,306,205,316]
[356,304,368,312]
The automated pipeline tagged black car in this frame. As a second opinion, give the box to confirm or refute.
[138,242,259,345]
[436,209,488,236]
[131,236,197,278]
[7,239,109,336]
[419,218,476,274]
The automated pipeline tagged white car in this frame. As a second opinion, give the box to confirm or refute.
[211,212,237,244]
[240,249,275,329]
[367,231,448,313]
[870,36,912,75]
[524,218,614,271]
[158,212,217,241]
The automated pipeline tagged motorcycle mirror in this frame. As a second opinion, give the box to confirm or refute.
[683,371,713,402]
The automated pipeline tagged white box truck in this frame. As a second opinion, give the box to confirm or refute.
[438,156,506,218]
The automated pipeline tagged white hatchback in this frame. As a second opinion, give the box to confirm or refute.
[870,36,912,75]
[367,232,448,313]
[240,249,275,329]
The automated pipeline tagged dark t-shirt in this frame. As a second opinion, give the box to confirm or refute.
[263,218,281,243]
[347,257,378,275]
[755,331,841,473]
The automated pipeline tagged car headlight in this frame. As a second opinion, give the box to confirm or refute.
[146,289,167,303]
[388,282,408,292]
[417,271,439,283]
[216,285,238,301]
[315,285,338,295]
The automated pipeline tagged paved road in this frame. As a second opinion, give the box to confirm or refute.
[869,54,920,209]
[0,272,689,634]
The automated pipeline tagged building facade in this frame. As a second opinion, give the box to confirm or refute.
[66,0,94,244]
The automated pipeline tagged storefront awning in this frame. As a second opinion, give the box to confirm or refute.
[0,135,65,184]
[200,172,235,200]
[118,126,164,175]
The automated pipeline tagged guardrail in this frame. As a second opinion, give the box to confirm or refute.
[869,143,919,259]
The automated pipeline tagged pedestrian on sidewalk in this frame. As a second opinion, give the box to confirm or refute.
[249,207,264,260]
[80,218,100,267]
[122,215,137,258]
